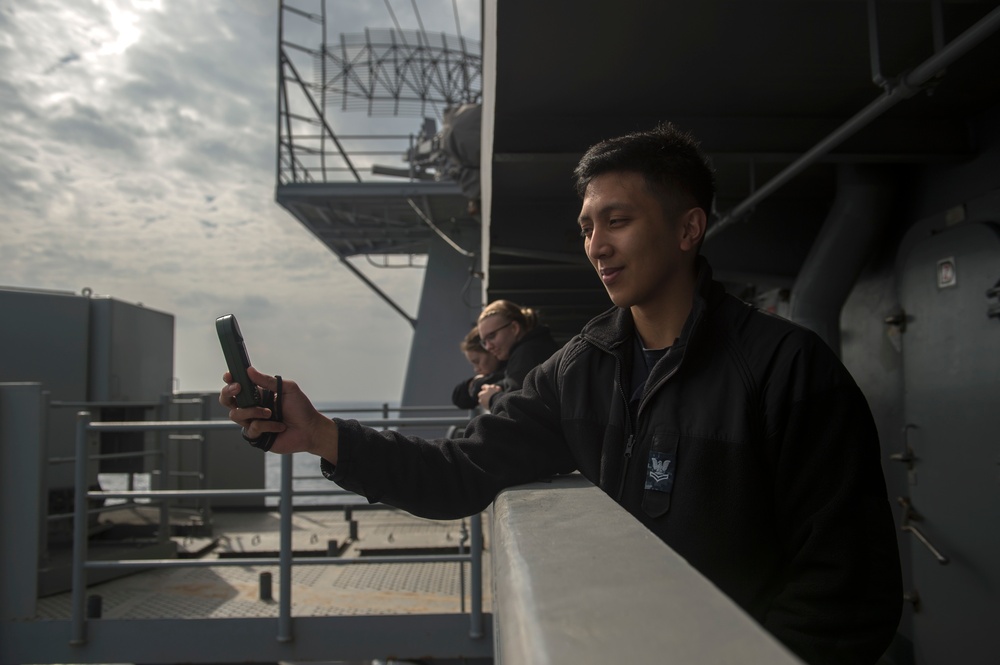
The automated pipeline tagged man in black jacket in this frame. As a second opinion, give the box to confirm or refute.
[222,122,902,665]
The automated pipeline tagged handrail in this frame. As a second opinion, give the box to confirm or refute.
[320,404,466,413]
[69,411,481,646]
[51,400,163,408]
[492,475,801,664]
[81,416,470,433]
[49,450,162,464]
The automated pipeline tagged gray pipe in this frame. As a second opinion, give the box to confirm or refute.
[708,3,1000,239]
[788,165,895,354]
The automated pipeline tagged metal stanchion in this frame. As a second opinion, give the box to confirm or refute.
[469,512,484,638]
[277,453,293,642]
[70,411,91,645]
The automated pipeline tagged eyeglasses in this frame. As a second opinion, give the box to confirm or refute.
[480,320,513,345]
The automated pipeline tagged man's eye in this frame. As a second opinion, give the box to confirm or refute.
[580,227,593,238]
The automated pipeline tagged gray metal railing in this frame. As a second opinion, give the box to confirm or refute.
[69,411,481,646]
[492,476,803,664]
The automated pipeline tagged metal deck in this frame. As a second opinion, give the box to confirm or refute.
[34,506,490,621]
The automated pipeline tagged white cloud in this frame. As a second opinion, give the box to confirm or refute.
[0,0,476,403]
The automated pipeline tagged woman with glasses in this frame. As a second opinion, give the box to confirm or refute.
[475,300,558,411]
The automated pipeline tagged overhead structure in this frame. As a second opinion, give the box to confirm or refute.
[274,0,485,406]
[480,0,1000,344]
[317,28,481,118]
[275,0,483,277]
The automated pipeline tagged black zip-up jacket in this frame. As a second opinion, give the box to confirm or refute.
[325,260,902,665]
[450,366,505,409]
[495,324,558,392]
[488,324,558,408]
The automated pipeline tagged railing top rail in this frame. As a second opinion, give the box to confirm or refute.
[320,405,465,413]
[52,400,163,408]
[492,475,803,664]
[79,416,470,433]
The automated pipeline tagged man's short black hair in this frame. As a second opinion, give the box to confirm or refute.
[573,122,715,216]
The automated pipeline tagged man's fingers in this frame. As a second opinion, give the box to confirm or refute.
[220,381,245,408]
[229,405,273,424]
[247,366,279,392]
[220,380,239,408]
[240,417,286,440]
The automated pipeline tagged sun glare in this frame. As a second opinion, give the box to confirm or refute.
[96,1,148,56]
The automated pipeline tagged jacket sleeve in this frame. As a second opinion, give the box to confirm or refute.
[497,349,533,392]
[451,377,478,409]
[494,337,558,408]
[489,346,537,408]
[324,352,576,520]
[759,337,902,665]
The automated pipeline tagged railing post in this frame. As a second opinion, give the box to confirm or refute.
[157,393,171,543]
[70,411,91,645]
[469,512,483,638]
[199,393,212,528]
[277,453,293,642]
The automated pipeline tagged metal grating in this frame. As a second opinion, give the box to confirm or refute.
[33,509,490,620]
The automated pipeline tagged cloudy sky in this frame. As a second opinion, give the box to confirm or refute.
[0,0,480,403]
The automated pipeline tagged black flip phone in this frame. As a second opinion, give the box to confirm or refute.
[216,314,262,408]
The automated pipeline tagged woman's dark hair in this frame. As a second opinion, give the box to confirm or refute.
[573,122,715,216]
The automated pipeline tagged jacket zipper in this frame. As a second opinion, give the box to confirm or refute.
[619,358,681,501]
[615,356,635,502]
[636,363,681,422]
[616,433,636,501]
[580,333,640,502]
[583,284,706,504]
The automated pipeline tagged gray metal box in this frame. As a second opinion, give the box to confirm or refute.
[0,289,93,491]
[0,288,90,401]
[88,297,174,402]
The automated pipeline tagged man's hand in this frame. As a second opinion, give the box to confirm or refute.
[477,383,502,411]
[219,366,339,462]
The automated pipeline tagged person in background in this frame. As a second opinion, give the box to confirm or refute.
[451,326,505,410]
[475,300,558,410]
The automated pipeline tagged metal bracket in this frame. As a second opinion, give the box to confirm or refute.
[898,496,949,565]
[987,281,1000,319]
[890,423,918,468]
[884,310,907,333]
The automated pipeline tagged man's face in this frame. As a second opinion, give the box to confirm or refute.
[578,171,689,311]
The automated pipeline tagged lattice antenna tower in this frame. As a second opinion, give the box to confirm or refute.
[314,2,482,118]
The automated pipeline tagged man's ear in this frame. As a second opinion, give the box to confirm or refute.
[678,207,707,251]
